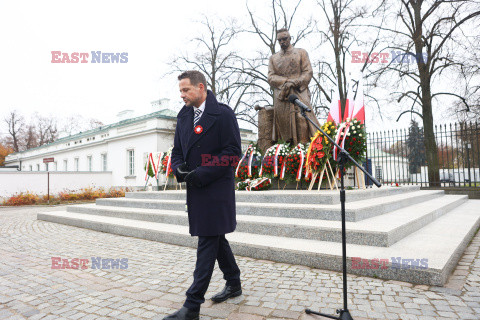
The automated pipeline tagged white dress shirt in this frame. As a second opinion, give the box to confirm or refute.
[194,99,206,114]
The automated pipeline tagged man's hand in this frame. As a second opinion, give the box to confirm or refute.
[185,170,202,188]
[175,162,189,183]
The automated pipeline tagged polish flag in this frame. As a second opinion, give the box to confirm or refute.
[327,87,342,124]
[328,85,354,124]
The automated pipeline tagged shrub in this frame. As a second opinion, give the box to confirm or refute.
[3,192,39,206]
[2,186,130,206]
[41,195,58,202]
[78,187,106,200]
[106,187,127,198]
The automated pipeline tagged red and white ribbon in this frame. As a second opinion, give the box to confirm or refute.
[165,154,172,176]
[273,144,282,177]
[333,123,350,161]
[279,159,287,180]
[296,145,305,181]
[235,144,251,177]
[145,152,160,181]
[247,147,254,177]
[259,145,275,177]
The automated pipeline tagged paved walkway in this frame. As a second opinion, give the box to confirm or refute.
[0,206,479,320]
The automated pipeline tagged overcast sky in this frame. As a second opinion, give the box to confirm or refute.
[0,1,244,126]
[0,0,461,136]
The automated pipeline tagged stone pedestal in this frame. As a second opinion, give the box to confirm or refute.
[257,107,275,154]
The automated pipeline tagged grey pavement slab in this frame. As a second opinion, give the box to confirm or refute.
[0,205,479,319]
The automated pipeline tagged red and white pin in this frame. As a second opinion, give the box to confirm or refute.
[194,125,203,134]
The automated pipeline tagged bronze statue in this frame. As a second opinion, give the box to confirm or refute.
[267,28,321,145]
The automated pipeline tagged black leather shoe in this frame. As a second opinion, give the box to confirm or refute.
[163,306,199,320]
[211,285,242,303]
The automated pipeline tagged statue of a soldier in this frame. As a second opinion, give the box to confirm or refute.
[267,28,321,145]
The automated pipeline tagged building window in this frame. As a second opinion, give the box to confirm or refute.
[87,156,92,171]
[63,159,68,171]
[74,158,79,171]
[36,164,40,171]
[127,149,135,176]
[45,163,49,171]
[29,165,32,171]
[101,153,107,171]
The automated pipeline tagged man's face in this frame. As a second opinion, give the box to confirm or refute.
[277,31,291,51]
[179,78,205,107]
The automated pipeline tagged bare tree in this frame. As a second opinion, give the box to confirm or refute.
[246,0,315,55]
[36,114,58,146]
[4,110,25,152]
[168,17,257,126]
[60,115,103,136]
[368,0,480,186]
[314,0,387,118]
[2,111,103,152]
[24,125,38,150]
[89,118,103,129]
[451,32,480,121]
[242,0,316,112]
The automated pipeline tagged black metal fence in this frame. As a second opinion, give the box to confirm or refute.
[366,122,480,188]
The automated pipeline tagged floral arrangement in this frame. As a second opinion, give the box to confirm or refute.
[335,118,367,169]
[306,122,338,176]
[160,147,174,177]
[303,122,340,190]
[236,177,272,191]
[236,179,250,190]
[259,142,290,179]
[144,154,157,178]
[235,144,262,181]
[282,142,309,182]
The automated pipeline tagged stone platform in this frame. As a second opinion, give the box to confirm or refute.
[37,185,480,286]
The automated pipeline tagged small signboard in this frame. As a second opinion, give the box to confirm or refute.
[43,157,54,163]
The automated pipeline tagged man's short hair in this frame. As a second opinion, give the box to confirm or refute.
[178,70,207,88]
[276,28,289,35]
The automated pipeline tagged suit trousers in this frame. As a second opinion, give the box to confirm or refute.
[183,235,241,311]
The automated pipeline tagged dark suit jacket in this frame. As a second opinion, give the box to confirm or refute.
[171,90,242,236]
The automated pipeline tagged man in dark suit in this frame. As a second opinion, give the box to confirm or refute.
[163,71,242,320]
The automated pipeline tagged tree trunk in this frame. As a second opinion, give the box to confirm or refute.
[413,1,440,187]
[421,91,440,187]
[333,12,346,117]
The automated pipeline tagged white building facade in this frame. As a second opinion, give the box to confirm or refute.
[3,108,256,196]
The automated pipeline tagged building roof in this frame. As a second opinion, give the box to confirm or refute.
[8,108,254,156]
[7,109,177,156]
